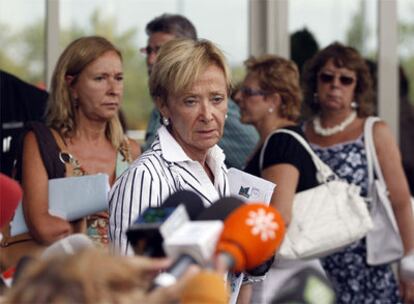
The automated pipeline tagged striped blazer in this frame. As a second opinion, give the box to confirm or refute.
[109,126,230,255]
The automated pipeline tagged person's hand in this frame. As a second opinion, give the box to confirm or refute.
[144,264,201,303]
[127,256,173,286]
[400,277,414,304]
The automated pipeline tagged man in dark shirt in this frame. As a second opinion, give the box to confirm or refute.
[0,70,48,176]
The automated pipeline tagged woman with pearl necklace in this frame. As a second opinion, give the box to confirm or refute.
[303,42,414,303]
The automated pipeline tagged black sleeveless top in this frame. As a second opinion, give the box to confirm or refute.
[244,125,318,192]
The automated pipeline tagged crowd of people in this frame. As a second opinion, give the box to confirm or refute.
[1,12,414,304]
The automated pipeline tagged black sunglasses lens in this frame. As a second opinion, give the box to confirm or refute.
[319,73,355,86]
[339,76,355,85]
[319,73,334,83]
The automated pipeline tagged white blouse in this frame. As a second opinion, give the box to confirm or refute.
[109,126,229,255]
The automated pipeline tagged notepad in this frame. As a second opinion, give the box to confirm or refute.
[227,168,276,205]
[10,174,110,236]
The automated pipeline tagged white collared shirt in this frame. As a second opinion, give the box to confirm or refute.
[109,126,229,255]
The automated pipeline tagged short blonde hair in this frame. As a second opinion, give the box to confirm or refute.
[244,55,302,121]
[46,36,124,149]
[5,249,151,303]
[149,38,231,104]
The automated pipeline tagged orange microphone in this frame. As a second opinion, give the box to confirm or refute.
[180,270,229,304]
[215,203,285,273]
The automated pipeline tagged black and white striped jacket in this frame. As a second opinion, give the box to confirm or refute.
[109,126,229,255]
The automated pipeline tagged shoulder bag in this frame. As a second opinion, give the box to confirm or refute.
[260,129,373,260]
[364,117,404,265]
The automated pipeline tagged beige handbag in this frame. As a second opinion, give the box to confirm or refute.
[260,129,373,260]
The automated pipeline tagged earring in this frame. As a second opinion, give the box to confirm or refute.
[268,108,274,113]
[162,116,170,126]
[351,101,358,109]
[313,93,319,104]
[225,114,228,120]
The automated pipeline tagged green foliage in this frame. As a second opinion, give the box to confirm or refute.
[345,0,368,56]
[0,9,153,131]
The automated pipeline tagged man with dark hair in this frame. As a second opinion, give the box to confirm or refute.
[0,70,48,177]
[142,13,258,170]
[290,27,319,75]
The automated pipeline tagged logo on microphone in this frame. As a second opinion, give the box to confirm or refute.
[246,208,278,241]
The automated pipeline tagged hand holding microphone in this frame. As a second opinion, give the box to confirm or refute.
[151,197,286,290]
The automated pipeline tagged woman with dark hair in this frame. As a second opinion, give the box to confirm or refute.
[302,42,414,303]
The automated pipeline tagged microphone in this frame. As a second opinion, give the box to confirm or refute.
[153,220,223,288]
[270,267,335,304]
[196,196,244,221]
[41,233,94,259]
[126,190,205,257]
[180,270,229,304]
[216,203,286,273]
[150,197,243,289]
[0,173,22,228]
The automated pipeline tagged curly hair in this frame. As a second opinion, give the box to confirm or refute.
[244,54,302,121]
[302,41,374,117]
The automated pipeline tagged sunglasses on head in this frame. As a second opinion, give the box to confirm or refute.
[139,45,161,55]
[318,72,356,86]
[240,86,270,97]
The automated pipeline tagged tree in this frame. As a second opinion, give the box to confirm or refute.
[346,0,369,56]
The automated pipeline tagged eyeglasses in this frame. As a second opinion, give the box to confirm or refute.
[318,72,356,86]
[240,86,270,97]
[139,45,161,55]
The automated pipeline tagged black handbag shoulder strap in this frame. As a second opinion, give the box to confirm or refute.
[15,121,65,181]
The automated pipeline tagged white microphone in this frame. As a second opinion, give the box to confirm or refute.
[152,220,223,289]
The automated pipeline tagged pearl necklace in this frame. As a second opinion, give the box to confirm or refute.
[313,111,357,136]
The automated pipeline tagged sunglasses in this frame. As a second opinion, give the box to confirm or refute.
[139,45,161,55]
[318,72,356,86]
[240,86,270,97]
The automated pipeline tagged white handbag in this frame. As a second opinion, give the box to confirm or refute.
[260,129,373,260]
[364,117,404,265]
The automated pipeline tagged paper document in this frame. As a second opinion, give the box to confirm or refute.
[11,174,110,236]
[227,168,276,205]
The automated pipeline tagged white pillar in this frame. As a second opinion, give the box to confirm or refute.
[378,0,399,140]
[46,0,60,90]
[249,0,289,57]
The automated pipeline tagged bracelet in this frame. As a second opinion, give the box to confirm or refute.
[400,252,414,280]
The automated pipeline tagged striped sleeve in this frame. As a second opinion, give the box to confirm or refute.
[109,157,161,255]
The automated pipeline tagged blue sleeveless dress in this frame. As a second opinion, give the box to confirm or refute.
[311,135,402,304]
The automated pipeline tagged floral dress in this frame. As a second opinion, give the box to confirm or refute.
[311,135,402,304]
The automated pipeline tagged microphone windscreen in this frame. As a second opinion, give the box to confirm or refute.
[180,271,228,304]
[0,173,23,228]
[217,203,285,272]
[41,233,94,259]
[162,190,205,220]
[196,196,244,221]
